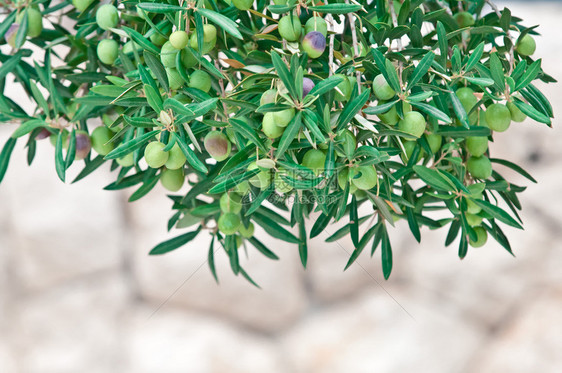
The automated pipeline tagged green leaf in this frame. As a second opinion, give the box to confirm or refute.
[248,236,279,260]
[473,199,523,229]
[137,3,185,14]
[350,195,359,247]
[271,51,297,98]
[410,101,452,123]
[0,53,22,81]
[144,84,164,113]
[276,112,302,157]
[464,77,494,86]
[381,225,393,280]
[364,100,400,115]
[514,59,541,91]
[253,213,300,244]
[308,4,362,14]
[436,125,491,137]
[465,42,485,71]
[173,133,208,173]
[14,9,28,49]
[230,118,266,150]
[412,165,456,192]
[129,174,159,202]
[0,137,16,184]
[308,74,344,97]
[337,90,370,131]
[407,51,435,89]
[436,21,448,67]
[55,131,65,182]
[449,90,469,128]
[72,155,106,183]
[11,119,47,138]
[513,98,551,125]
[197,8,243,40]
[372,48,400,92]
[105,130,159,160]
[489,53,506,91]
[489,158,536,183]
[120,26,160,54]
[149,228,202,255]
[144,51,169,92]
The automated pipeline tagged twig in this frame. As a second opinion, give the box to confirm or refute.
[346,0,362,93]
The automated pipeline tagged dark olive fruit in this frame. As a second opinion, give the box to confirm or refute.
[5,24,18,48]
[302,31,326,59]
[144,141,169,168]
[467,155,492,180]
[302,78,315,97]
[72,131,92,160]
[204,131,231,161]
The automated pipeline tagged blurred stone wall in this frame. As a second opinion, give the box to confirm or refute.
[1,2,561,372]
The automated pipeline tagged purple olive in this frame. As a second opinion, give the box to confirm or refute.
[36,128,51,140]
[303,77,315,97]
[70,131,92,160]
[5,24,19,48]
[301,31,326,59]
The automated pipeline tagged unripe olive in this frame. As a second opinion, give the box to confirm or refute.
[425,133,442,154]
[160,41,178,68]
[334,74,352,101]
[377,103,399,126]
[469,226,488,248]
[485,104,511,132]
[465,213,483,227]
[169,30,189,49]
[17,8,43,38]
[302,149,326,175]
[238,222,255,238]
[278,15,302,42]
[335,129,356,158]
[50,130,69,148]
[91,126,114,156]
[232,0,253,11]
[164,143,186,170]
[96,4,119,30]
[262,112,284,138]
[235,180,251,195]
[260,89,277,106]
[454,12,475,28]
[301,31,326,59]
[160,168,185,192]
[71,130,92,160]
[181,48,198,69]
[189,27,216,54]
[144,141,169,168]
[401,141,423,163]
[516,34,536,57]
[201,24,217,43]
[466,198,482,214]
[466,136,488,157]
[398,111,426,138]
[467,155,492,180]
[372,74,395,101]
[116,153,134,167]
[188,70,212,92]
[304,17,328,37]
[73,0,94,12]
[204,131,231,161]
[272,108,295,127]
[220,193,243,214]
[248,161,271,189]
[456,87,478,125]
[507,102,527,123]
[351,165,378,191]
[218,213,241,235]
[97,39,119,65]
[123,41,140,55]
[150,32,168,47]
[166,68,185,90]
[337,168,358,194]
